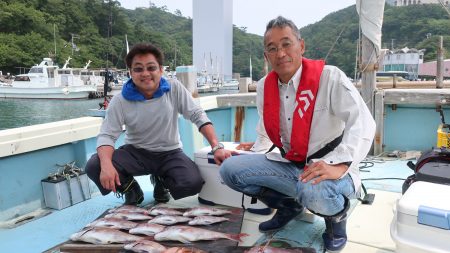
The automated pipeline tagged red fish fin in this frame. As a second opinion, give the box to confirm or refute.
[229,233,249,242]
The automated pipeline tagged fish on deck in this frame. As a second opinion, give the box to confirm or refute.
[182,207,232,217]
[105,211,153,221]
[70,227,142,245]
[149,206,184,216]
[164,246,208,253]
[108,205,150,215]
[188,215,229,226]
[244,246,307,253]
[148,215,192,225]
[85,217,138,230]
[154,225,248,243]
[124,240,167,253]
[129,223,166,236]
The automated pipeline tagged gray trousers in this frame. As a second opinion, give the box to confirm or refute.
[85,144,204,199]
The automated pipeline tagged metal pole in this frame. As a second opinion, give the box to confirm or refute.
[54,24,57,61]
[437,36,444,89]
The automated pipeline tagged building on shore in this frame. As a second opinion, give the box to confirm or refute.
[418,59,450,79]
[193,0,233,81]
[393,0,449,6]
[380,47,425,80]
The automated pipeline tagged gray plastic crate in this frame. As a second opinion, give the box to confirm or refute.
[41,172,91,210]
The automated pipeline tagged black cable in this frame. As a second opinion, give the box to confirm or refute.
[359,161,374,170]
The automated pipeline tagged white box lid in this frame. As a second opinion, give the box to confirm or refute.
[194,142,254,159]
[399,181,450,230]
[399,181,450,216]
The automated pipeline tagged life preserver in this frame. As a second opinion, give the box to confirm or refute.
[263,58,325,162]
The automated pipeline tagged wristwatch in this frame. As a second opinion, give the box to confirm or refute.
[211,142,224,154]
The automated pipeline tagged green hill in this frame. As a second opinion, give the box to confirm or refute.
[0,1,449,80]
[301,4,450,77]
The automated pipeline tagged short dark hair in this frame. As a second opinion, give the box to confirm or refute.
[125,43,164,68]
[264,16,301,41]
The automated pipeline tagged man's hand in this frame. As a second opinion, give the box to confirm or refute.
[213,148,238,165]
[235,142,254,151]
[299,161,349,185]
[99,163,121,192]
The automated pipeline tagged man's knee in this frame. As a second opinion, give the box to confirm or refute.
[219,156,241,186]
[85,154,100,179]
[169,176,204,200]
[297,180,341,215]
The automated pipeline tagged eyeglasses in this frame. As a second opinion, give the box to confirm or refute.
[132,66,159,73]
[265,40,295,55]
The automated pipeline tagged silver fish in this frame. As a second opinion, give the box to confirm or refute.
[182,207,232,217]
[163,247,207,253]
[124,240,167,253]
[86,217,138,230]
[129,223,166,236]
[70,227,142,244]
[108,205,150,214]
[149,206,183,216]
[105,211,153,221]
[148,215,191,225]
[154,225,248,243]
[245,246,306,253]
[188,215,229,226]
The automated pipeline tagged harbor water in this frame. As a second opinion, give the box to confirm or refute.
[0,89,240,130]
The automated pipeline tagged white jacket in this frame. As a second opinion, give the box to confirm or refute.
[252,64,376,192]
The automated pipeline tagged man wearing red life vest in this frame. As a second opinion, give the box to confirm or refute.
[220,16,375,252]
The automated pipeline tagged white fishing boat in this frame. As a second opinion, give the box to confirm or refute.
[0,57,101,99]
[197,70,220,93]
[222,79,239,90]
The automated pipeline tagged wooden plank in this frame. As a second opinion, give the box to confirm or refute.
[58,207,245,253]
[374,90,384,155]
[230,246,316,253]
[356,80,450,90]
[234,107,245,142]
[216,94,257,108]
[383,89,450,105]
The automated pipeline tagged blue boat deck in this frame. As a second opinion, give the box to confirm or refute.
[0,156,413,253]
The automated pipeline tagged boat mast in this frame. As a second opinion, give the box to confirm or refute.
[357,0,385,115]
[103,0,113,109]
[53,24,57,63]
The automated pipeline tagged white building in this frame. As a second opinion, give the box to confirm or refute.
[381,47,425,80]
[193,0,233,81]
[394,0,449,6]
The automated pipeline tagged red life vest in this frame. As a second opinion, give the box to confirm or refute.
[263,58,325,162]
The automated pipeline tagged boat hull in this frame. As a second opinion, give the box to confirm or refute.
[0,86,96,99]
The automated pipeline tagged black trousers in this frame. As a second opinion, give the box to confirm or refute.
[85,144,205,200]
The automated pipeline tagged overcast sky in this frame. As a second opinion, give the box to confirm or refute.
[119,0,356,35]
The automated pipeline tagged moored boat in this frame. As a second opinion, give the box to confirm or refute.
[0,58,101,99]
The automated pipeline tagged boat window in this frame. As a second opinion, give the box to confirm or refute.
[58,70,71,74]
[29,67,43,74]
[15,76,30,81]
[73,70,80,75]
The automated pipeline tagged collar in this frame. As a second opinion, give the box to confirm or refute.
[277,65,303,93]
[121,77,171,101]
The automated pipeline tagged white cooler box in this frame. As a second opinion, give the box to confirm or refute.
[391,181,450,253]
[194,142,270,215]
